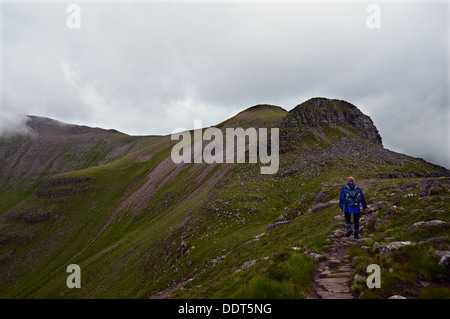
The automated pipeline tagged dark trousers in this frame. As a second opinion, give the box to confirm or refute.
[344,212,360,234]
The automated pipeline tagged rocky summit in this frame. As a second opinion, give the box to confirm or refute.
[281,98,382,146]
[0,97,449,299]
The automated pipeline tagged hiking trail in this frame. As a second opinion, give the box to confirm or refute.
[310,209,375,299]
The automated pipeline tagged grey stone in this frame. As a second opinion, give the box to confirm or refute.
[316,278,350,293]
[379,241,415,256]
[315,192,331,203]
[309,253,326,261]
[424,236,448,244]
[388,295,407,299]
[316,290,354,299]
[211,255,226,266]
[311,201,337,213]
[252,233,266,241]
[242,260,257,269]
[327,259,342,269]
[333,228,346,237]
[407,220,446,233]
[435,250,450,267]
[339,265,353,272]
[267,220,291,231]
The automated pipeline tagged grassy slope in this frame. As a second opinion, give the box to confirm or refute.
[348,178,450,299]
[0,106,448,299]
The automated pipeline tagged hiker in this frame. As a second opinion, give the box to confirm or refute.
[339,177,367,239]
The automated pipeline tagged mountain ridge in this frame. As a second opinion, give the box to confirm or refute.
[0,97,449,299]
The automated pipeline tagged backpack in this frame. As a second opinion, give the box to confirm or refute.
[345,185,361,208]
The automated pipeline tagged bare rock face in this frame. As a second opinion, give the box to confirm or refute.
[281,97,383,146]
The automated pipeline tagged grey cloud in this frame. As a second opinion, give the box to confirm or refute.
[1,1,448,167]
[0,113,33,137]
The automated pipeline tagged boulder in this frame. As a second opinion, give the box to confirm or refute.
[333,228,346,237]
[315,192,331,203]
[388,295,407,299]
[435,250,450,267]
[428,186,442,195]
[311,201,338,213]
[418,236,448,245]
[418,179,450,197]
[406,220,446,233]
[379,241,415,256]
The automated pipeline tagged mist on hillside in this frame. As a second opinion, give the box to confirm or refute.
[0,113,33,137]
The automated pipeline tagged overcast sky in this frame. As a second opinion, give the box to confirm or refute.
[1,0,449,168]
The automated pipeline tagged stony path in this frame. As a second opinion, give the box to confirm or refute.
[311,235,356,299]
[310,211,375,299]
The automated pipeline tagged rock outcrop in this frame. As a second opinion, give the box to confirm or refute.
[379,241,416,256]
[407,220,446,233]
[281,97,383,146]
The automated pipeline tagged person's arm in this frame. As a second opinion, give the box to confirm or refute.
[359,188,367,211]
[339,188,345,212]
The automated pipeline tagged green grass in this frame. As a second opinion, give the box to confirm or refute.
[348,176,450,299]
[0,105,449,299]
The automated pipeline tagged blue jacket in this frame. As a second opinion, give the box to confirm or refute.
[339,183,367,214]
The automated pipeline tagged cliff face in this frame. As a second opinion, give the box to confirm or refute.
[281,98,383,146]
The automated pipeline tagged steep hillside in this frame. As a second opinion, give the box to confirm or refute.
[0,116,157,215]
[0,98,448,299]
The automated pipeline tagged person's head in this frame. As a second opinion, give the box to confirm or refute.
[347,177,356,184]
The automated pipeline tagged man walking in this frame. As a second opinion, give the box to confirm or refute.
[339,177,367,239]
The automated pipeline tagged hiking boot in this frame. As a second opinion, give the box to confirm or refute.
[345,229,353,237]
[354,233,360,239]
